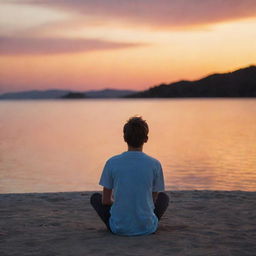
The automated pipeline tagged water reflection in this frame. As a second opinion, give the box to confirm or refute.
[0,99,255,193]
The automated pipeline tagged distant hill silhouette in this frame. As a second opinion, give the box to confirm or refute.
[85,89,136,98]
[61,92,87,99]
[0,89,136,99]
[1,66,255,99]
[60,89,136,99]
[0,89,70,99]
[126,65,256,98]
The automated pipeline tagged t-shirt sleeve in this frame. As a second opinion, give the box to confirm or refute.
[152,161,165,192]
[99,160,113,189]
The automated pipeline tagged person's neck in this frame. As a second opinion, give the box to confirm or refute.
[128,145,143,152]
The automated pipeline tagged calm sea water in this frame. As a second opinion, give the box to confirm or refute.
[0,99,255,193]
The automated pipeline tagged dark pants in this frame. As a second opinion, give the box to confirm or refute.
[90,192,169,232]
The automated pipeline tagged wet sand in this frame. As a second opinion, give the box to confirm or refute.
[0,190,255,256]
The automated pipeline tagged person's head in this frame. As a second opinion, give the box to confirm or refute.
[123,116,149,149]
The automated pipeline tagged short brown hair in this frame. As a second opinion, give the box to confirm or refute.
[123,116,149,148]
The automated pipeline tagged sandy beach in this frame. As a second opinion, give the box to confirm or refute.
[0,190,255,256]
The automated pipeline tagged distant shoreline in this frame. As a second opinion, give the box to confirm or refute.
[0,96,256,102]
[1,65,256,99]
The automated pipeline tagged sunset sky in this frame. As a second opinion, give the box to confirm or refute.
[0,0,256,93]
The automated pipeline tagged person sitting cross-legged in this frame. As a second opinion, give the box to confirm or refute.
[90,116,169,236]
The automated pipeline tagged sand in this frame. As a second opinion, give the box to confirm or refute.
[0,190,255,256]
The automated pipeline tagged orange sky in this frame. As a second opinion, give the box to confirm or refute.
[0,0,256,93]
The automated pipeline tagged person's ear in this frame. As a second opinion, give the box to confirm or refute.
[123,135,127,142]
[144,136,148,143]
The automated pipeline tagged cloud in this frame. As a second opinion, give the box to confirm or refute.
[20,0,256,28]
[0,36,143,55]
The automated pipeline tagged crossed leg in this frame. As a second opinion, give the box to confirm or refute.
[90,192,169,231]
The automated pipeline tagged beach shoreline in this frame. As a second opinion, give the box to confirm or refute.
[0,190,255,256]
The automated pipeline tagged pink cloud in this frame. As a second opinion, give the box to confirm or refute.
[21,0,256,28]
[0,37,143,55]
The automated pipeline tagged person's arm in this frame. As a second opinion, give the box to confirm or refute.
[152,161,165,203]
[102,187,113,205]
[152,192,158,203]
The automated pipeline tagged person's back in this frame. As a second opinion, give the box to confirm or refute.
[100,151,164,235]
[90,116,169,236]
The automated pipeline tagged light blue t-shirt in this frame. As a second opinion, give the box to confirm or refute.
[99,151,165,236]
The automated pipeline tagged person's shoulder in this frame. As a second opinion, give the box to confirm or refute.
[106,153,124,164]
[142,153,162,166]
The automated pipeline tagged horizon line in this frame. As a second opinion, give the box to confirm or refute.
[0,64,255,95]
